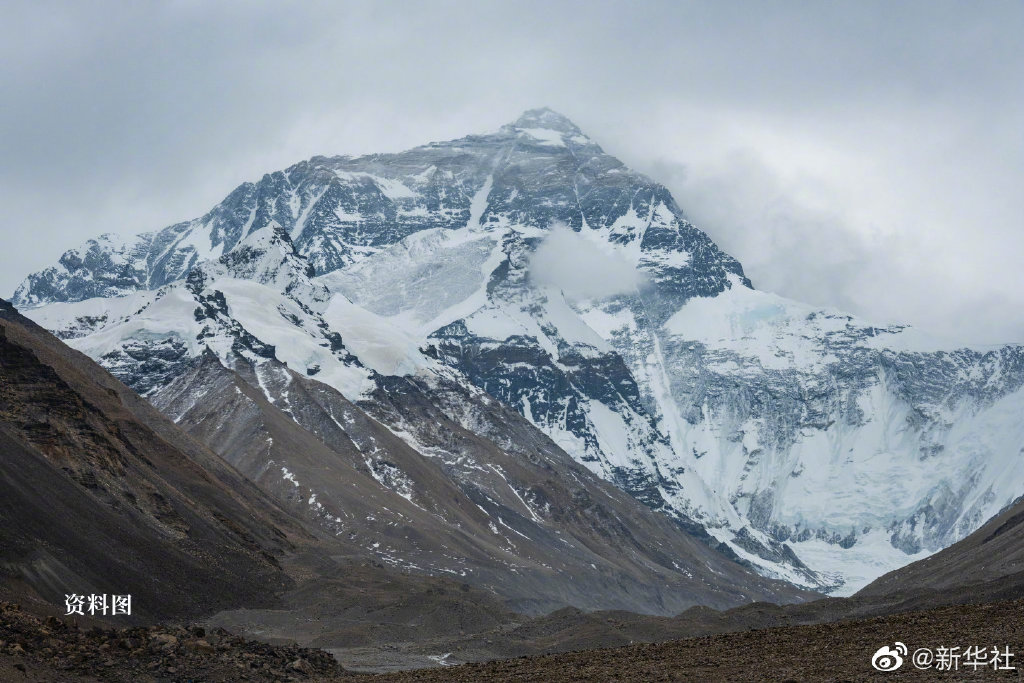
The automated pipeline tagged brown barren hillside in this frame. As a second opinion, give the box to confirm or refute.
[0,299,312,624]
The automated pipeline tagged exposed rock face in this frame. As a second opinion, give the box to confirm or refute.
[13,108,1024,594]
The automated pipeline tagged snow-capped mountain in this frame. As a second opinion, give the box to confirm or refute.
[15,192,806,614]
[14,108,1024,595]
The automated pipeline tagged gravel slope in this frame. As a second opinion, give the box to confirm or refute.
[373,599,1024,682]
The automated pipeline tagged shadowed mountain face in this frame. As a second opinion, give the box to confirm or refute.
[13,108,1024,595]
[0,298,303,623]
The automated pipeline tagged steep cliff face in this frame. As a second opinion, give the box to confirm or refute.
[13,109,1024,594]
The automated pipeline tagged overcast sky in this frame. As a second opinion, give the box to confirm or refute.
[3,1,1022,344]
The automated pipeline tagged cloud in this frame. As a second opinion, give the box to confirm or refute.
[2,1,1022,344]
[528,225,646,301]
[647,152,889,311]
[648,151,1024,345]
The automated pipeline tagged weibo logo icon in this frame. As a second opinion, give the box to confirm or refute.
[871,642,907,671]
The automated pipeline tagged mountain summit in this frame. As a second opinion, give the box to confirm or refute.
[509,107,584,133]
[12,108,747,308]
[13,110,1024,595]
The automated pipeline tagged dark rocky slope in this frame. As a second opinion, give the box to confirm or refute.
[0,600,345,682]
[859,493,1024,598]
[0,298,303,623]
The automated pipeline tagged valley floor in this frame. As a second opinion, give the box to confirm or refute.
[373,599,1024,682]
[5,597,1024,681]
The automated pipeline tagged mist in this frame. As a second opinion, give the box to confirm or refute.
[528,225,647,301]
[2,0,1022,343]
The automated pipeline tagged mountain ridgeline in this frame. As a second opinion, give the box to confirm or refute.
[13,108,1024,597]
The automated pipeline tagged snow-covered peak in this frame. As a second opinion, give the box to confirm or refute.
[510,107,582,134]
[210,223,329,311]
[502,108,600,149]
[221,223,309,276]
[11,106,717,308]
[11,231,154,308]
